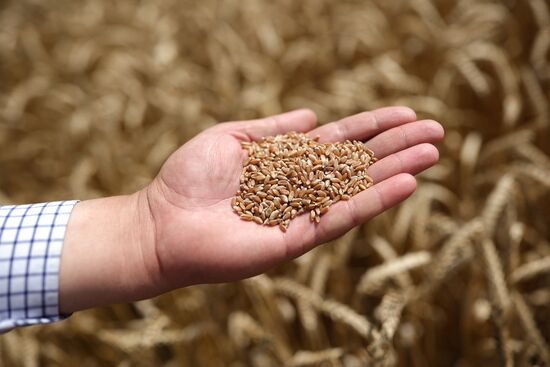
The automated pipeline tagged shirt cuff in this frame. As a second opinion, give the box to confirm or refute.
[0,200,79,333]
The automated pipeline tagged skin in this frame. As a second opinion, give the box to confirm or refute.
[59,107,444,314]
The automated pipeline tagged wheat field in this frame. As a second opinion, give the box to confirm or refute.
[0,0,549,366]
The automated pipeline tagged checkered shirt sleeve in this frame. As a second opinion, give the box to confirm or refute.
[0,201,79,333]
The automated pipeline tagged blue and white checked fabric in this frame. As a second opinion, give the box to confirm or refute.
[0,201,78,333]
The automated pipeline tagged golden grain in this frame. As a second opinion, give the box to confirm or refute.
[232,132,375,231]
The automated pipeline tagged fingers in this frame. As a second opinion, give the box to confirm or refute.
[365,120,444,159]
[227,109,318,140]
[322,173,416,239]
[285,174,417,257]
[308,106,416,143]
[368,143,439,183]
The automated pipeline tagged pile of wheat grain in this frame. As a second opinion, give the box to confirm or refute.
[0,0,549,366]
[233,132,375,231]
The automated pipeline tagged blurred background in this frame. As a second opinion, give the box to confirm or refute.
[1,0,549,366]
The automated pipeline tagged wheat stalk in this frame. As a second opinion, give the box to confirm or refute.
[480,130,535,162]
[511,256,550,284]
[370,235,413,290]
[357,252,431,295]
[508,222,525,274]
[512,292,550,364]
[449,50,490,96]
[374,292,407,341]
[426,213,459,239]
[520,68,549,129]
[491,313,514,367]
[98,321,215,352]
[480,238,511,314]
[274,277,378,341]
[390,196,418,246]
[515,144,550,170]
[481,174,516,238]
[529,0,550,26]
[229,312,271,348]
[287,348,343,367]
[422,220,483,294]
[512,164,550,187]
[459,132,483,194]
[465,42,522,126]
[244,275,293,361]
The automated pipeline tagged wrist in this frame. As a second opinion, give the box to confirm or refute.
[59,191,160,314]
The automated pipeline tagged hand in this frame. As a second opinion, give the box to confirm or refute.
[59,107,443,313]
[143,107,443,290]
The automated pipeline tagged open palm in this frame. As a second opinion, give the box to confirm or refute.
[144,107,443,289]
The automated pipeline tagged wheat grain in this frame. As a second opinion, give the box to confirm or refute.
[232,132,375,231]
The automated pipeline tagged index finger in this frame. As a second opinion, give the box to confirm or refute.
[308,106,417,143]
[222,109,318,140]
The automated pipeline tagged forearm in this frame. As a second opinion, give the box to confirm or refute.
[59,191,159,314]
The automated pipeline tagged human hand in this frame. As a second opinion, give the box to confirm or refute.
[143,107,444,290]
[59,107,443,313]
